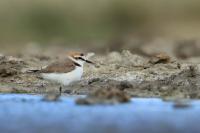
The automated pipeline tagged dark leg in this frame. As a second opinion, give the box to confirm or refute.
[59,86,62,95]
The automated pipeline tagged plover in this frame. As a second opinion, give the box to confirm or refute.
[39,52,95,86]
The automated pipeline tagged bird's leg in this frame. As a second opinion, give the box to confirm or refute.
[59,86,63,96]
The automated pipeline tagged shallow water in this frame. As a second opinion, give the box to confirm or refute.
[0,94,199,133]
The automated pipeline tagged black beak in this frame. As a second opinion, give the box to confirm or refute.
[79,57,95,65]
[85,59,94,64]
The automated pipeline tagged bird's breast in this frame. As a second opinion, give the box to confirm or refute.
[69,66,83,80]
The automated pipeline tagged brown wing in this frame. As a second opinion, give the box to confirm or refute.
[41,58,77,73]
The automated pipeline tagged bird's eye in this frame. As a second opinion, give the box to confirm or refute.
[80,53,84,56]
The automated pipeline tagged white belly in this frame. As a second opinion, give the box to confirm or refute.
[41,67,83,86]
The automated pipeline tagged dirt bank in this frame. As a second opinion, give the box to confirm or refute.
[0,50,200,99]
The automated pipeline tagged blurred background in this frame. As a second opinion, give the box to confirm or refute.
[1,0,200,57]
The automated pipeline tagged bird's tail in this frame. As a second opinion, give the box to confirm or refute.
[25,67,44,73]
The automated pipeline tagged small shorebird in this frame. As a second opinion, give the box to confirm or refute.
[39,52,95,86]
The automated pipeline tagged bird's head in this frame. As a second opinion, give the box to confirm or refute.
[67,52,94,65]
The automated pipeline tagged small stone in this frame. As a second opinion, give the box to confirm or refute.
[42,93,61,101]
[173,99,191,108]
[88,78,101,85]
[149,53,171,64]
[64,89,72,94]
[76,88,130,105]
[119,81,133,90]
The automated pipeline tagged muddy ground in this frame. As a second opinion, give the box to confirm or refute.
[1,41,200,100]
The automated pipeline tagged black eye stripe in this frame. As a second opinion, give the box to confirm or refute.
[78,57,85,61]
[74,57,85,61]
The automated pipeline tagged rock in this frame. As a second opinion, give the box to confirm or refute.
[88,78,102,85]
[118,81,133,90]
[0,55,27,78]
[42,93,61,102]
[107,52,123,63]
[149,53,171,64]
[173,99,192,108]
[76,88,130,105]
[42,86,62,101]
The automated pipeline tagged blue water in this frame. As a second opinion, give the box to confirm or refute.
[0,94,199,133]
